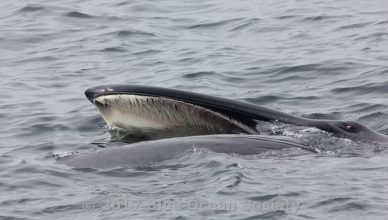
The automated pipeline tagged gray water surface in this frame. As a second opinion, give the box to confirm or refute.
[1,0,388,219]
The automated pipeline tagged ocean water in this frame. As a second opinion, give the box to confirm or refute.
[1,0,388,219]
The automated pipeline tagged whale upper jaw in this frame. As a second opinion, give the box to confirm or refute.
[85,85,204,104]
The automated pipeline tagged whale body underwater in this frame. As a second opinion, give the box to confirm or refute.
[59,85,388,168]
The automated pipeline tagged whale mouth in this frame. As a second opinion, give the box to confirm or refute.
[86,86,258,136]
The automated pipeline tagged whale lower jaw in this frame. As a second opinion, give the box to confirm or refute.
[93,94,258,135]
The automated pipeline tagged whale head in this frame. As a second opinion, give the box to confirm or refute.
[85,85,388,143]
[311,120,388,143]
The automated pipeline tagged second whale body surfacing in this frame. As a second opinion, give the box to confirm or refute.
[60,85,388,169]
[60,134,315,169]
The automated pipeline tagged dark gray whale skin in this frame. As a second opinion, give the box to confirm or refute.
[59,135,316,169]
[86,85,388,143]
[62,85,388,169]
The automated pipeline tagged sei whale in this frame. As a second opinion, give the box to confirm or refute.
[85,85,388,143]
[59,85,388,169]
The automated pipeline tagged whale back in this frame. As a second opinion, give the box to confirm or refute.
[58,134,315,169]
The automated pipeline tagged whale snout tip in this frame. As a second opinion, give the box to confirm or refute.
[85,86,110,103]
[85,85,122,103]
[85,88,96,103]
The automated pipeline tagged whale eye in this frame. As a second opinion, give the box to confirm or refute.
[338,121,360,133]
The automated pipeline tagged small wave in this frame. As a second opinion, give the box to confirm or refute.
[225,173,244,188]
[277,64,320,74]
[101,47,127,52]
[183,71,217,79]
[20,123,71,136]
[19,5,44,12]
[116,30,156,37]
[128,3,170,13]
[309,197,352,209]
[303,15,333,21]
[18,56,58,63]
[266,74,313,83]
[358,112,388,130]
[349,103,387,113]
[248,192,300,202]
[302,15,351,22]
[220,74,246,83]
[75,115,106,132]
[229,18,261,32]
[187,18,243,29]
[359,112,388,121]
[176,57,204,65]
[331,82,388,95]
[245,95,318,105]
[242,210,287,220]
[245,95,281,105]
[248,194,278,202]
[65,11,94,18]
[337,22,372,30]
[355,32,388,41]
[131,49,160,56]
[329,201,368,212]
[274,15,299,20]
[37,204,82,214]
[376,20,388,25]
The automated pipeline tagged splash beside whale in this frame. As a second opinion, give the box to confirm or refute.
[59,85,388,169]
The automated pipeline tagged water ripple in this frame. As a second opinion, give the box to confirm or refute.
[19,5,45,12]
[1,0,388,219]
[64,11,94,19]
[183,71,217,79]
[187,18,244,29]
[116,30,157,38]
